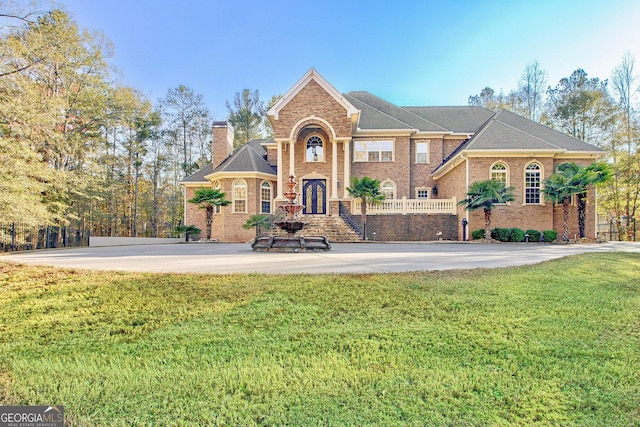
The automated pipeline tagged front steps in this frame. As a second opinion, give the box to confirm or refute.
[266,215,363,243]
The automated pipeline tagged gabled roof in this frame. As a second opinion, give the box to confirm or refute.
[346,92,447,132]
[181,139,276,185]
[464,110,603,152]
[343,93,414,131]
[268,68,359,120]
[432,109,603,177]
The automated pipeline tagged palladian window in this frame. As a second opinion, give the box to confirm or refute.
[525,163,542,204]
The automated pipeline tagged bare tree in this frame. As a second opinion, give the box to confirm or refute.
[518,60,547,121]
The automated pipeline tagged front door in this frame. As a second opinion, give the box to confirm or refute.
[303,179,326,214]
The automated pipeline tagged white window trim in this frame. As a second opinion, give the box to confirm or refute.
[260,181,272,214]
[415,187,430,199]
[353,139,395,162]
[489,161,509,186]
[305,134,325,163]
[415,140,430,164]
[212,181,222,214]
[232,178,248,213]
[523,162,544,206]
[380,179,396,199]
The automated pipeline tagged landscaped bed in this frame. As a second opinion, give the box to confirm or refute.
[1,253,639,426]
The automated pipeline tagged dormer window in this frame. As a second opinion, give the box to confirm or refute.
[306,135,324,162]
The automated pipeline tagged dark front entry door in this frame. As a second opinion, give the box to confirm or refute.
[303,179,326,214]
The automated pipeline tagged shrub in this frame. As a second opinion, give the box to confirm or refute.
[173,225,201,242]
[471,229,486,240]
[491,227,511,242]
[543,229,558,242]
[525,229,541,242]
[510,228,525,242]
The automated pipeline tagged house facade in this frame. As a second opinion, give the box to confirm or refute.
[181,69,603,242]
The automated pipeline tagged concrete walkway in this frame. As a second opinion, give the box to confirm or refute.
[3,241,640,274]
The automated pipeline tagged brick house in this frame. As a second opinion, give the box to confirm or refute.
[181,68,603,242]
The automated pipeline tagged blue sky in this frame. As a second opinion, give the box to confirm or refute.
[60,0,640,119]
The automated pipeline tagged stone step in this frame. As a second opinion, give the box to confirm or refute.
[267,215,363,242]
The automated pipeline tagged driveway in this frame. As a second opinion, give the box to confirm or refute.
[3,242,640,274]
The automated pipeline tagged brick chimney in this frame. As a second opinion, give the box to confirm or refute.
[212,121,234,169]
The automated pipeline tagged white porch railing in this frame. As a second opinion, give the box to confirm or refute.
[352,197,457,215]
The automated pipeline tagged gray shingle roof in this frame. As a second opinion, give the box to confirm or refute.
[346,92,447,132]
[343,93,413,130]
[465,110,602,152]
[181,163,213,183]
[214,138,276,175]
[403,106,495,134]
[181,138,276,184]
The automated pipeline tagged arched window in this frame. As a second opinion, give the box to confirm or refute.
[490,162,508,184]
[260,181,272,214]
[233,178,247,213]
[212,181,222,214]
[381,180,396,199]
[306,135,324,162]
[525,163,542,204]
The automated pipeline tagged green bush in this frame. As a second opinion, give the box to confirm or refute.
[491,227,511,242]
[510,228,525,242]
[173,225,201,242]
[525,229,541,242]
[471,229,486,240]
[543,229,558,242]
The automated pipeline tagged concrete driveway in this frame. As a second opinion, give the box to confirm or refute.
[3,242,640,274]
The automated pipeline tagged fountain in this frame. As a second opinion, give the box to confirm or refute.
[252,176,331,252]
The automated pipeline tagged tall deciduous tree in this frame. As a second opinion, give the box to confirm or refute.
[546,69,614,144]
[518,60,547,121]
[0,9,111,225]
[226,89,265,147]
[609,52,640,239]
[160,85,212,177]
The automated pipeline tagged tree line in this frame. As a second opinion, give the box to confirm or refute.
[469,58,639,240]
[0,4,271,236]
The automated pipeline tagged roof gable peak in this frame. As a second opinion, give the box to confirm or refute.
[267,68,359,120]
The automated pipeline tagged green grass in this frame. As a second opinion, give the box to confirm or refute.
[1,253,639,426]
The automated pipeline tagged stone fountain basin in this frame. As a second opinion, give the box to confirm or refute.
[273,220,306,234]
[252,235,331,252]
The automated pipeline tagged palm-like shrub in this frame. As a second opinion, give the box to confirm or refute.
[347,176,386,240]
[187,188,230,240]
[458,180,515,240]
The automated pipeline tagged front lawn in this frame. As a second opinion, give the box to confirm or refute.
[1,253,639,426]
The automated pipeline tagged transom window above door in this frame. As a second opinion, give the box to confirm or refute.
[306,135,324,162]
